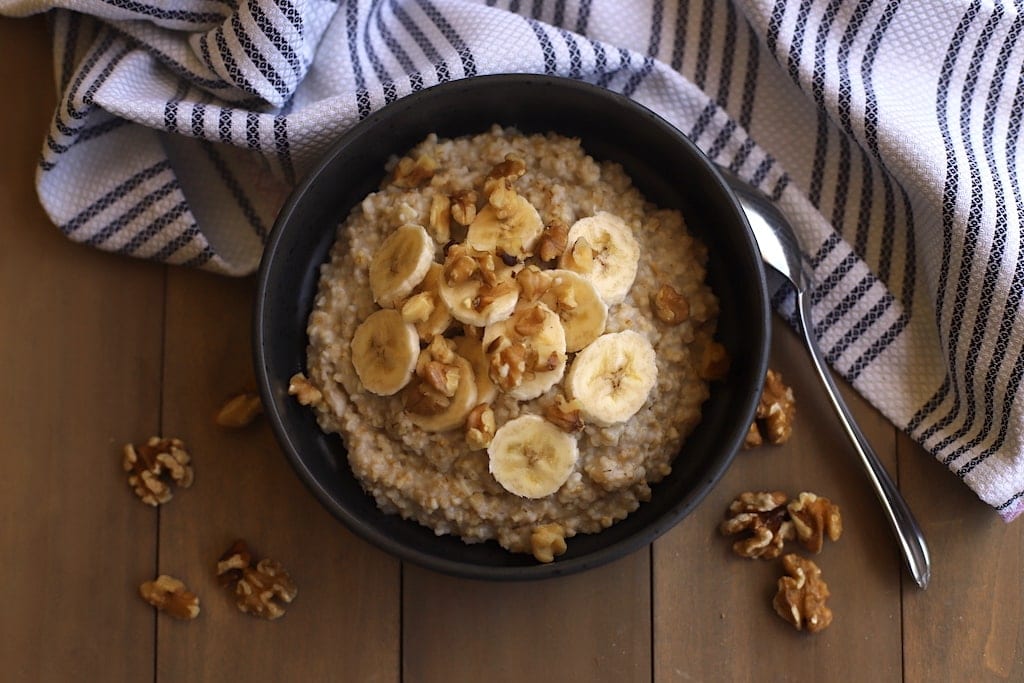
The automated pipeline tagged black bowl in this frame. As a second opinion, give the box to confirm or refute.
[254,74,770,580]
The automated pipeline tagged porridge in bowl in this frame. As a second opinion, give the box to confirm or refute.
[291,127,728,563]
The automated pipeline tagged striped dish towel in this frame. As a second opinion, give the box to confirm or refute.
[3,0,1023,521]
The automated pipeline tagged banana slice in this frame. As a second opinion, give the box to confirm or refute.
[539,269,609,353]
[453,335,498,405]
[483,302,567,401]
[437,243,520,327]
[400,263,453,341]
[466,194,544,258]
[559,212,641,305]
[487,414,579,498]
[350,309,420,396]
[369,223,435,307]
[565,330,658,425]
[405,351,479,433]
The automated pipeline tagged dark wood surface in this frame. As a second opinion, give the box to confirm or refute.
[2,15,1021,682]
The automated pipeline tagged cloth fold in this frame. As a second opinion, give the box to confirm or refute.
[3,0,1023,520]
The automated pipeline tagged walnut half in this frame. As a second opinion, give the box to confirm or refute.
[139,575,200,620]
[122,437,194,506]
[216,540,298,620]
[772,554,833,633]
[745,369,796,447]
[787,492,842,553]
[719,491,793,559]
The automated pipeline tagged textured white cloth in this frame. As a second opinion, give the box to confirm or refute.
[3,0,1023,520]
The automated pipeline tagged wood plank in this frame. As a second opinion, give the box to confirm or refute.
[653,317,903,680]
[900,430,1024,680]
[0,16,165,681]
[403,550,651,682]
[155,269,401,682]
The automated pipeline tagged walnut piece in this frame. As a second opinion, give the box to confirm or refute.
[122,437,194,506]
[787,492,842,553]
[543,394,585,433]
[773,554,833,633]
[465,404,496,450]
[719,491,793,559]
[427,193,451,244]
[214,392,262,428]
[746,369,796,446]
[450,189,478,226]
[698,340,730,381]
[536,219,569,262]
[530,523,568,563]
[216,540,297,621]
[651,284,690,325]
[139,574,200,620]
[288,372,322,405]
[515,265,553,302]
[391,154,437,188]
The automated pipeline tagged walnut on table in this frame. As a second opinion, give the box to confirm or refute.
[139,574,200,620]
[745,369,796,448]
[787,492,843,553]
[719,491,794,559]
[214,391,262,428]
[216,540,298,620]
[772,554,833,633]
[122,437,194,506]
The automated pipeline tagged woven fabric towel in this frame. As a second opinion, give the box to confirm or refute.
[3,0,1023,520]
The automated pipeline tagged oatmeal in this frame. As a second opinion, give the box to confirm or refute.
[298,127,724,562]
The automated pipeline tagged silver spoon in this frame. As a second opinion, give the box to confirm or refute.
[716,165,931,589]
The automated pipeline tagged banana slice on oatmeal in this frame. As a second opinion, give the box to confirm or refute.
[350,308,420,396]
[488,414,579,498]
[565,329,658,426]
[369,223,435,307]
[403,337,479,432]
[438,242,521,326]
[559,212,641,305]
[539,269,609,353]
[399,263,453,342]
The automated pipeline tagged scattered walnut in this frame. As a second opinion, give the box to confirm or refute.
[288,372,322,405]
[530,523,568,563]
[511,304,547,337]
[216,540,297,621]
[536,219,569,262]
[427,193,451,243]
[214,392,262,428]
[515,265,553,301]
[772,554,833,633]
[743,421,764,448]
[544,394,585,433]
[139,574,200,620]
[450,189,478,226]
[487,336,531,392]
[123,437,194,506]
[746,369,796,446]
[719,491,793,559]
[486,154,527,185]
[563,237,595,273]
[651,284,690,325]
[391,154,437,188]
[465,404,496,450]
[787,492,842,553]
[698,340,730,381]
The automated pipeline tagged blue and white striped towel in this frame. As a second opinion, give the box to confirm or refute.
[3,0,1023,520]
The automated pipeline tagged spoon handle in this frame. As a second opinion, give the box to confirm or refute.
[795,290,931,588]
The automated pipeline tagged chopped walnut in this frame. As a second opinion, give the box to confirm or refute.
[746,369,796,446]
[544,394,585,433]
[401,291,435,324]
[465,404,496,450]
[288,373,322,405]
[122,437,194,506]
[450,189,478,226]
[787,492,842,553]
[139,574,200,620]
[427,193,451,243]
[487,336,531,392]
[214,392,262,428]
[563,237,595,273]
[515,265,553,302]
[651,284,690,325]
[442,243,517,315]
[536,219,569,262]
[743,421,764,448]
[719,491,793,559]
[698,341,730,381]
[216,540,297,621]
[511,304,547,337]
[530,523,568,563]
[391,154,437,188]
[773,554,833,633]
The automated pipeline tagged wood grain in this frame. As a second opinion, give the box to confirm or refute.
[0,16,165,681]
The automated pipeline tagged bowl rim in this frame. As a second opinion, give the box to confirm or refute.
[254,73,770,580]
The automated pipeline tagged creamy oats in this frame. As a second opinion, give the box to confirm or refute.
[296,127,724,562]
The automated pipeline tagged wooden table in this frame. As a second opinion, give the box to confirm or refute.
[3,15,1022,682]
